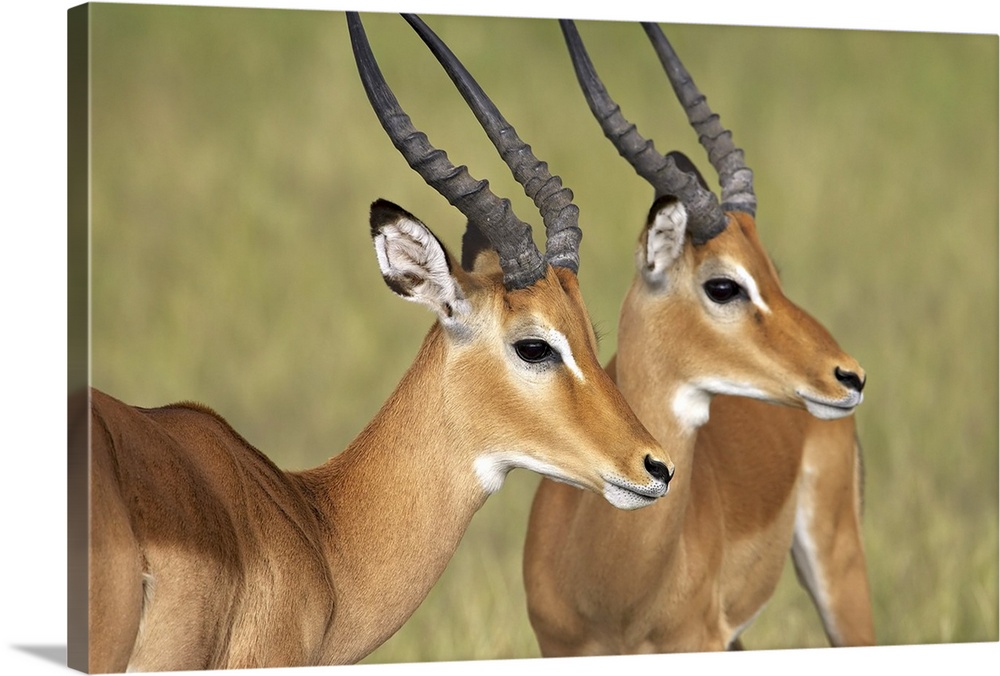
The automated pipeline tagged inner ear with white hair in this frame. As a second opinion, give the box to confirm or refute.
[370,198,471,324]
[638,195,689,289]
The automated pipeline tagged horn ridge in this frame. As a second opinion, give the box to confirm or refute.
[348,11,546,289]
[403,13,581,274]
[560,18,726,243]
[640,21,757,217]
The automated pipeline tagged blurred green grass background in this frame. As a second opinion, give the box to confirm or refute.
[86,4,998,663]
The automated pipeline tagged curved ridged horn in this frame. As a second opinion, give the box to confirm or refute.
[348,12,546,289]
[641,22,756,217]
[403,14,581,274]
[559,19,727,244]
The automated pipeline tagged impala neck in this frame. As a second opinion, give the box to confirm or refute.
[623,364,698,492]
[613,295,704,495]
[297,324,489,663]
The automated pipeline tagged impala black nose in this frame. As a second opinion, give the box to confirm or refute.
[835,366,866,393]
[644,455,674,485]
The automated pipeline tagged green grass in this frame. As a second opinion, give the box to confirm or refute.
[86,5,998,663]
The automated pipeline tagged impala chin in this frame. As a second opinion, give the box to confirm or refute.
[672,381,769,431]
[602,475,669,510]
[473,452,589,496]
[797,390,863,420]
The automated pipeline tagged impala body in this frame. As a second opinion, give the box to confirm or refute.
[84,14,673,672]
[523,21,873,655]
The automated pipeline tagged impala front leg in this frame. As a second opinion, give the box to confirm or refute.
[792,421,875,647]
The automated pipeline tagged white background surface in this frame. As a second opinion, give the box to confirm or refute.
[1,1,997,674]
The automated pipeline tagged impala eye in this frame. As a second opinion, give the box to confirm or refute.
[514,339,554,363]
[703,278,744,304]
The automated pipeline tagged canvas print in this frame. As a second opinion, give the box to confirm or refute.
[68,2,998,672]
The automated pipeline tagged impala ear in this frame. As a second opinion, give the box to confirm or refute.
[460,220,490,272]
[369,199,471,323]
[666,150,711,191]
[460,220,503,276]
[638,195,688,288]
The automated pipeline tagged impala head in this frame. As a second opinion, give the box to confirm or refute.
[350,13,673,509]
[561,20,865,426]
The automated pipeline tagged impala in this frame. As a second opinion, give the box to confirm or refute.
[522,20,874,654]
[83,14,674,672]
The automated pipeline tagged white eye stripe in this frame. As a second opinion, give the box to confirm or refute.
[729,263,771,314]
[538,327,585,382]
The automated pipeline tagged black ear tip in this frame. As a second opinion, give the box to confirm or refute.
[647,194,681,222]
[369,198,414,236]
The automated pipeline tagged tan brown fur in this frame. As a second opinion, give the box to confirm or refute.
[524,209,874,655]
[88,228,670,671]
